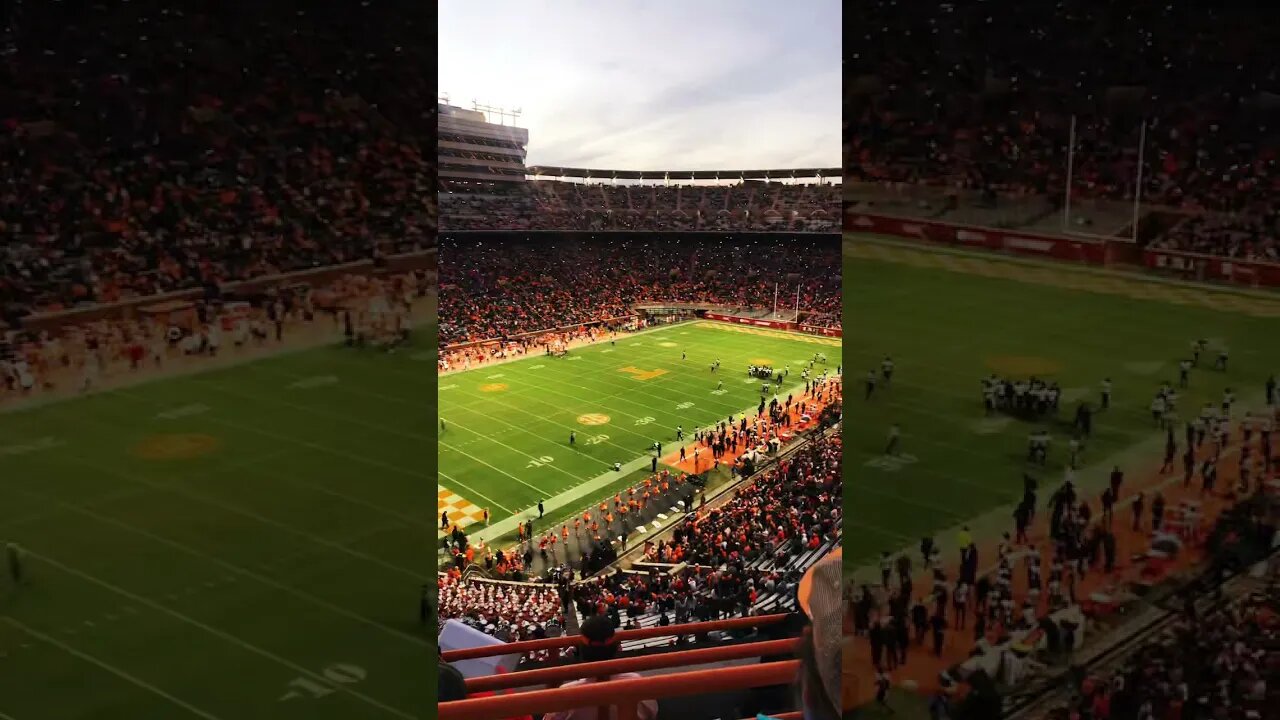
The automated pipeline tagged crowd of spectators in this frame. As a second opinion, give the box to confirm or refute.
[853,384,1278,717]
[437,430,842,644]
[439,180,840,233]
[847,1,1280,260]
[1044,576,1277,720]
[0,268,428,403]
[436,569,565,644]
[438,236,840,346]
[1149,213,1280,263]
[645,433,842,570]
[0,0,432,320]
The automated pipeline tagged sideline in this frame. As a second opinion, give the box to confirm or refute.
[846,232,1280,303]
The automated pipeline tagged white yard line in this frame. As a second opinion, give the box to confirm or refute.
[461,372,838,545]
[54,450,424,582]
[21,549,416,719]
[107,389,431,482]
[849,392,1267,582]
[5,617,223,720]
[437,471,516,515]
[437,321,696,377]
[9,485,428,648]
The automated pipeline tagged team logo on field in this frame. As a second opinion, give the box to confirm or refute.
[750,358,773,366]
[479,383,509,392]
[619,367,667,381]
[132,433,220,460]
[577,413,611,426]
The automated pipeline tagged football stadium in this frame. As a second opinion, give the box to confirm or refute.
[0,2,432,718]
[845,3,1280,719]
[436,3,844,718]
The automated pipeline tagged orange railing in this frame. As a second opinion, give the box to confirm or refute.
[439,660,799,720]
[440,613,803,720]
[440,612,791,662]
[467,637,798,692]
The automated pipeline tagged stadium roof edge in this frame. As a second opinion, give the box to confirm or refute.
[525,166,841,180]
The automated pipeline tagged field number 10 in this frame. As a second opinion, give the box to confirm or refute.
[279,663,367,701]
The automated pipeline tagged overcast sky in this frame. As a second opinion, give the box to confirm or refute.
[438,0,840,171]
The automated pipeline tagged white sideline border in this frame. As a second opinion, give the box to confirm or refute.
[447,321,843,546]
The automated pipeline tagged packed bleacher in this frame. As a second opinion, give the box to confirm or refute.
[438,236,840,347]
[439,179,840,233]
[646,434,842,570]
[847,1,1280,260]
[436,571,565,644]
[1149,213,1280,263]
[1043,570,1278,720]
[0,0,432,320]
[436,431,842,651]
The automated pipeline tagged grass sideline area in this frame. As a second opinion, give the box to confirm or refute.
[437,320,842,546]
[0,343,431,719]
[845,234,1280,574]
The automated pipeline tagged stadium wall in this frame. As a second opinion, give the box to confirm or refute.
[844,211,1280,288]
[702,311,842,338]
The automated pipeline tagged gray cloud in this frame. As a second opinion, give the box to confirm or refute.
[439,0,840,170]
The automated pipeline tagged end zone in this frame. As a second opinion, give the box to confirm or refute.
[438,487,486,533]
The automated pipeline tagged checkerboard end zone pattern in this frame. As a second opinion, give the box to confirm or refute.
[438,487,486,533]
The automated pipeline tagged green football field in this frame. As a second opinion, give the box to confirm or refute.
[437,321,842,542]
[845,235,1280,576]
[0,343,432,719]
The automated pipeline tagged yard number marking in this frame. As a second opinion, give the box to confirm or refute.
[0,437,65,456]
[864,454,918,472]
[585,434,610,446]
[156,404,210,420]
[634,416,656,426]
[279,663,368,702]
[526,455,555,468]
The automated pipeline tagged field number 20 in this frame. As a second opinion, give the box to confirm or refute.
[527,455,555,468]
[279,663,367,701]
[864,454,918,472]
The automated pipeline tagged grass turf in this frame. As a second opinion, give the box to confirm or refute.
[437,321,842,540]
[0,343,432,719]
[845,236,1280,573]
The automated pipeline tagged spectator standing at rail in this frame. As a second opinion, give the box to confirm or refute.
[545,615,658,720]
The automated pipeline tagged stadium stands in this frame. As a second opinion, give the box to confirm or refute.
[1039,568,1278,720]
[0,0,435,404]
[439,180,840,233]
[0,0,432,318]
[437,431,842,645]
[437,236,840,349]
[847,1,1280,260]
